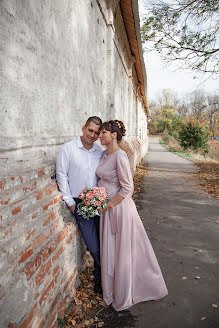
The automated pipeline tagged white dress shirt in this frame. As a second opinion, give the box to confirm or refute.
[56,137,103,207]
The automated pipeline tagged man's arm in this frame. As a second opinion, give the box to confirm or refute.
[56,145,75,212]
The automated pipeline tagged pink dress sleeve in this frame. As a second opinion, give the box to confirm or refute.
[116,151,134,198]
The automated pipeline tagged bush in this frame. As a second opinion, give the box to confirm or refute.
[178,120,209,153]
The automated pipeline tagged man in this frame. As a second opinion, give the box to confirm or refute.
[56,116,103,293]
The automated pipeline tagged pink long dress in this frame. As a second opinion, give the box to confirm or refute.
[96,149,168,311]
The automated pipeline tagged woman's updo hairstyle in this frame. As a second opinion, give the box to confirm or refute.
[100,120,126,142]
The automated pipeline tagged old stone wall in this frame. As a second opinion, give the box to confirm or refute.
[0,1,148,327]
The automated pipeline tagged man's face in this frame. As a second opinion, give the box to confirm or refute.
[82,122,100,145]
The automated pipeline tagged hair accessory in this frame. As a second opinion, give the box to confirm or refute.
[116,120,121,129]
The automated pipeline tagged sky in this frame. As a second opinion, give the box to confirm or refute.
[138,0,219,101]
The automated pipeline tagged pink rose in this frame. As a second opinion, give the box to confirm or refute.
[99,187,105,193]
[95,201,101,207]
[85,200,90,206]
[100,194,106,200]
[86,193,93,200]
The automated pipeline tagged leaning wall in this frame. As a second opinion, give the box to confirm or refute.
[0,1,148,327]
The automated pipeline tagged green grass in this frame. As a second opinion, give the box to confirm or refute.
[159,139,192,159]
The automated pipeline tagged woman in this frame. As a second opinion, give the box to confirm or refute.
[96,120,168,311]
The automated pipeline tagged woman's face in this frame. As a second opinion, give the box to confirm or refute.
[99,129,115,145]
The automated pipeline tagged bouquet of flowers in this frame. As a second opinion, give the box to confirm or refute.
[77,187,108,220]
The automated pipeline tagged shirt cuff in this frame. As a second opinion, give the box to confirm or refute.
[66,198,76,207]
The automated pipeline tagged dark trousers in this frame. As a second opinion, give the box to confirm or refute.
[73,198,101,281]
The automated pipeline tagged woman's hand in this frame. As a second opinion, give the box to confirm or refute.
[98,202,112,213]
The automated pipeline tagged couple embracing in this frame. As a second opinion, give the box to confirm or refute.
[56,116,168,312]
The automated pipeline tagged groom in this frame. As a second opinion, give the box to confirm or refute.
[56,116,103,293]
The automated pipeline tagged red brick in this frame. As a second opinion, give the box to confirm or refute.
[37,319,45,328]
[19,176,23,183]
[33,233,48,249]
[43,216,50,226]
[65,233,73,244]
[53,264,59,277]
[54,195,62,204]
[12,206,21,216]
[45,184,57,195]
[29,311,42,328]
[26,228,35,241]
[24,254,41,280]
[35,260,51,285]
[43,201,53,211]
[54,271,60,284]
[39,280,54,305]
[41,241,57,262]
[8,322,15,328]
[37,168,44,177]
[1,199,10,205]
[73,228,77,236]
[0,180,6,190]
[51,212,56,220]
[19,245,33,264]
[49,292,61,315]
[52,245,64,262]
[35,191,43,200]
[45,311,56,328]
[57,227,68,243]
[17,304,37,328]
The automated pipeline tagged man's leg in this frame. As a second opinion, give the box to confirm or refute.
[74,207,101,281]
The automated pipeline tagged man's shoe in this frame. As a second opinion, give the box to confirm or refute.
[94,280,102,294]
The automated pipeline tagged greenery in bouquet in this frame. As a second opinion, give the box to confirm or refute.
[77,187,108,220]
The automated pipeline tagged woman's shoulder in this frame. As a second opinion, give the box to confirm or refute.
[116,148,128,160]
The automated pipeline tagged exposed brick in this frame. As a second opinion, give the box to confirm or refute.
[19,176,23,183]
[65,233,73,244]
[17,303,37,328]
[52,264,59,277]
[35,260,51,285]
[12,206,21,216]
[49,292,61,315]
[51,212,56,220]
[57,227,68,243]
[19,245,34,264]
[52,245,64,262]
[37,319,45,328]
[24,254,41,280]
[35,191,43,200]
[54,195,62,204]
[41,240,57,262]
[26,228,35,241]
[8,322,15,328]
[43,216,50,226]
[0,180,6,190]
[37,168,44,177]
[45,311,56,328]
[33,233,48,249]
[39,280,54,305]
[43,201,53,211]
[45,184,57,195]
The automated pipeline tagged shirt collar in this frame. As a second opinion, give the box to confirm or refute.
[76,136,97,152]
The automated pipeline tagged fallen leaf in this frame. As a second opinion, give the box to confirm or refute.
[87,303,92,308]
[194,276,201,279]
[216,221,219,223]
[194,267,199,269]
[168,249,175,252]
[181,276,188,280]
[201,317,207,320]
[98,322,104,327]
[212,304,218,308]
[70,319,76,326]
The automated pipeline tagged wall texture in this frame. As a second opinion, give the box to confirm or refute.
[0,0,149,327]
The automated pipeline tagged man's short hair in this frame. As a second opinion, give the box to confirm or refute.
[85,116,102,126]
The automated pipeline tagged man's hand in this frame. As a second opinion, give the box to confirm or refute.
[69,204,76,213]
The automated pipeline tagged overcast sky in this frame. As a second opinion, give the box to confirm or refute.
[138,0,219,101]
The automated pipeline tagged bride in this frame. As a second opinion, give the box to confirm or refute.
[96,120,168,311]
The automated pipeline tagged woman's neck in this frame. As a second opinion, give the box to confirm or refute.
[106,142,120,155]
